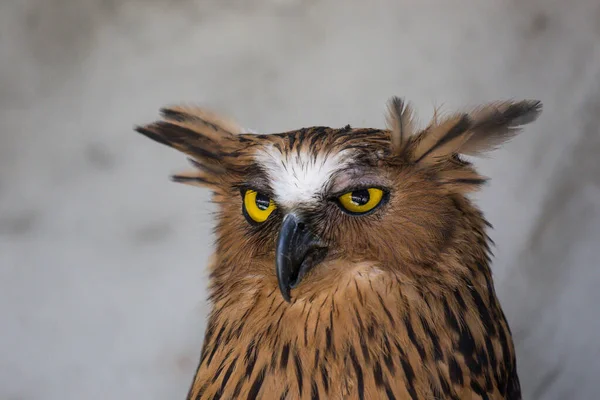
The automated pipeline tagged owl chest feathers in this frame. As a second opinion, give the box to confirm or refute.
[187,263,516,400]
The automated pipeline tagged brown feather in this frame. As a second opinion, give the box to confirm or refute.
[170,170,220,189]
[160,104,245,137]
[460,100,542,156]
[133,96,543,400]
[135,121,227,163]
[411,113,473,164]
[438,166,489,193]
[386,96,416,154]
[134,106,264,191]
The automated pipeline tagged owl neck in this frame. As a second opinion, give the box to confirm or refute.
[204,247,500,344]
[188,248,515,399]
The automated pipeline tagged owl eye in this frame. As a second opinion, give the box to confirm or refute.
[243,189,276,223]
[337,188,385,215]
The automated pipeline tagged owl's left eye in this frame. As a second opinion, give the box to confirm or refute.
[337,188,385,215]
[243,189,276,223]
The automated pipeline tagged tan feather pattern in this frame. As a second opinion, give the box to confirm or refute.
[132,96,543,400]
[410,113,473,164]
[187,197,516,400]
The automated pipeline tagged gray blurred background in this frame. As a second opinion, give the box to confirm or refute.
[1,0,599,399]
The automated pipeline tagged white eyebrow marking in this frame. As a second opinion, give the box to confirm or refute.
[254,145,354,207]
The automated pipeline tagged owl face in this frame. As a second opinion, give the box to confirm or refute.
[215,128,457,302]
[135,98,542,302]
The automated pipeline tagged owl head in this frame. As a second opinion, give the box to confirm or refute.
[136,98,542,302]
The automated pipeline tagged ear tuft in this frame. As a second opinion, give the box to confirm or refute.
[402,99,542,165]
[411,113,473,164]
[460,100,543,156]
[386,96,416,154]
[135,105,256,190]
[159,104,244,138]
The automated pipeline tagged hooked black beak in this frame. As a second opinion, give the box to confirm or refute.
[276,213,328,302]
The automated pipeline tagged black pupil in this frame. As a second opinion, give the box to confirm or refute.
[351,189,370,206]
[255,193,271,211]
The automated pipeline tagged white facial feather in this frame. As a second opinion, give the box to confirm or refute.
[254,145,354,208]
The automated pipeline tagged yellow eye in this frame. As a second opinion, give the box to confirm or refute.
[243,189,276,223]
[338,188,385,215]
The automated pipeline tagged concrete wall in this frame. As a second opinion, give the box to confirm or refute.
[1,0,599,398]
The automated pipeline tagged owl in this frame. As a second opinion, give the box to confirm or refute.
[135,97,542,399]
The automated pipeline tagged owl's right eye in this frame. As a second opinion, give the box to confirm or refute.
[337,187,385,215]
[243,189,276,224]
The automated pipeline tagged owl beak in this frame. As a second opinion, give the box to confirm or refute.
[276,213,328,303]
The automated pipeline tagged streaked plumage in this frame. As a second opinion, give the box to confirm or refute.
[135,97,542,399]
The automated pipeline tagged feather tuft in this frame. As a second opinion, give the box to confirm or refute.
[412,114,473,164]
[160,104,244,137]
[386,96,416,154]
[459,100,543,156]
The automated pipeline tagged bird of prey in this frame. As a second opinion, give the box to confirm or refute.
[135,97,542,400]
